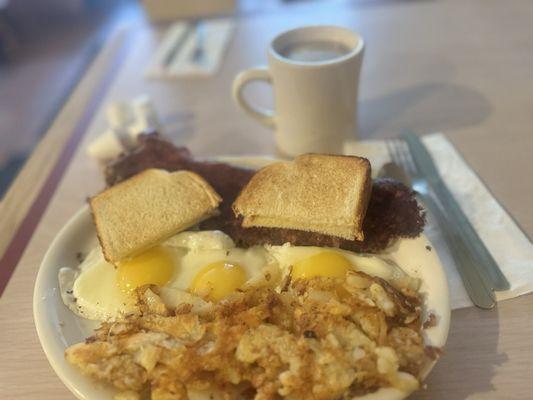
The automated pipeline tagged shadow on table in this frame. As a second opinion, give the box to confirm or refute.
[359,82,492,138]
[411,305,505,399]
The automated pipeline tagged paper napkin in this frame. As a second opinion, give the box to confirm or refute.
[145,18,235,79]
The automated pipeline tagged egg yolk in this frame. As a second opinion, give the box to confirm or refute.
[190,261,246,302]
[292,251,350,279]
[117,247,174,293]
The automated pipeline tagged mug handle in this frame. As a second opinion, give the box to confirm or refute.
[232,66,275,128]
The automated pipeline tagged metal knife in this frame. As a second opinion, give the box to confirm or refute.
[402,132,510,291]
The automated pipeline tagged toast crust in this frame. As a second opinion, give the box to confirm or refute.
[233,154,371,241]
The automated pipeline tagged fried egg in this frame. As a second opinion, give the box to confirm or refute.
[59,230,416,322]
[58,245,184,321]
[59,231,269,321]
[58,249,134,320]
[168,245,270,302]
[268,243,411,283]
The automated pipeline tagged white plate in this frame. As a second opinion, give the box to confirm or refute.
[33,157,450,400]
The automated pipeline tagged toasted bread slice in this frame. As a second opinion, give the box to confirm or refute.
[232,154,371,241]
[90,169,221,263]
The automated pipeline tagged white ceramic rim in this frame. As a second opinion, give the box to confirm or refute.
[269,25,365,67]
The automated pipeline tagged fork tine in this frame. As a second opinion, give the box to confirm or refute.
[398,140,418,175]
[385,139,397,163]
[386,139,412,175]
[386,139,402,166]
[389,139,413,175]
[395,140,411,173]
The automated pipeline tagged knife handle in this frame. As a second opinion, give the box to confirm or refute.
[421,194,496,309]
[433,183,510,291]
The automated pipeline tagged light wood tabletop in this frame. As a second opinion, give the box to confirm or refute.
[1,0,532,399]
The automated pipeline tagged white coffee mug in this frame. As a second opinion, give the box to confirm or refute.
[232,25,364,156]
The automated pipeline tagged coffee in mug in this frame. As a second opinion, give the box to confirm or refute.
[280,41,352,62]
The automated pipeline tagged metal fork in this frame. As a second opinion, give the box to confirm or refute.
[385,139,496,309]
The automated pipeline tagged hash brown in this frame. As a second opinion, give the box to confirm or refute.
[65,271,436,400]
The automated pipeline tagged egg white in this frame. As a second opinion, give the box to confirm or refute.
[59,248,138,321]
